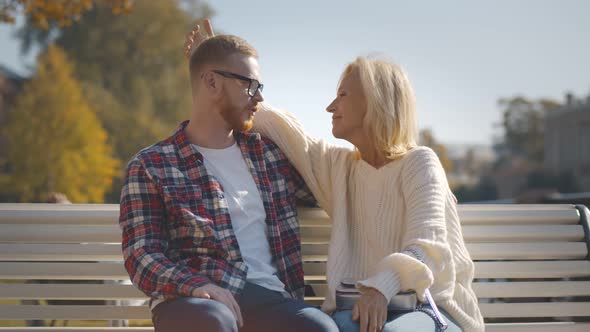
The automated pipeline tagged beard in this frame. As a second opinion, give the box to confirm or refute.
[219,92,254,132]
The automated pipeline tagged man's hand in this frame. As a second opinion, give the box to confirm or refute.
[192,283,243,328]
[184,19,215,59]
[352,287,388,332]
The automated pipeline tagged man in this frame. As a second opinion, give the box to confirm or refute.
[119,21,338,332]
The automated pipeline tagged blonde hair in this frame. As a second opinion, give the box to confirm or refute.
[189,35,258,79]
[341,56,418,160]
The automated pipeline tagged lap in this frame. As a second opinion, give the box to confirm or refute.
[240,283,337,332]
[152,297,237,332]
[153,283,337,332]
[332,307,462,332]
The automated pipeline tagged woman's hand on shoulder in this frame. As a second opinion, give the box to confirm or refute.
[184,19,215,59]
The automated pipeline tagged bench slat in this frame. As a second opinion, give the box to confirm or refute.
[466,242,588,260]
[5,280,590,301]
[0,329,155,332]
[479,302,590,318]
[302,225,587,243]
[0,305,151,320]
[474,261,590,279]
[485,322,590,332]
[10,242,585,262]
[0,204,119,225]
[2,302,590,320]
[0,225,119,243]
[304,260,590,280]
[462,225,585,242]
[3,260,590,281]
[0,284,146,300]
[0,204,578,226]
[0,324,589,332]
[307,280,590,299]
[473,281,590,298]
[309,280,590,299]
[0,244,122,261]
[2,224,584,246]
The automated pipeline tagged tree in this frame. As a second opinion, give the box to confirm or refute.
[17,1,212,163]
[0,0,133,28]
[497,96,560,163]
[419,128,453,173]
[1,45,119,202]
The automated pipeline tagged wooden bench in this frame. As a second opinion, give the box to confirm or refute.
[0,203,589,331]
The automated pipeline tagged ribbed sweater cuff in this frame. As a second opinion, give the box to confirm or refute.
[357,270,401,303]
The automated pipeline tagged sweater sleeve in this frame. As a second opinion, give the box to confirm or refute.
[357,147,452,302]
[253,103,348,214]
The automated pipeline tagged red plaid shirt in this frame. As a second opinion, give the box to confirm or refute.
[119,121,315,303]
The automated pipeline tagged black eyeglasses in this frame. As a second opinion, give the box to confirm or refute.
[212,70,264,97]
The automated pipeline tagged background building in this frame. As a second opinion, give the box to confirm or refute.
[544,93,590,191]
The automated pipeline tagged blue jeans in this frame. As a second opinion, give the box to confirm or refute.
[152,282,338,332]
[332,305,463,332]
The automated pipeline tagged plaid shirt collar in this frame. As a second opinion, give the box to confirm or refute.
[172,120,262,165]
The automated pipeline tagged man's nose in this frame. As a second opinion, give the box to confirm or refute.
[254,89,264,102]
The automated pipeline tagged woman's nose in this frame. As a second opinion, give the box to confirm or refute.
[326,100,336,113]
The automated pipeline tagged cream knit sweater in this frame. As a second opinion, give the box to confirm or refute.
[253,105,484,332]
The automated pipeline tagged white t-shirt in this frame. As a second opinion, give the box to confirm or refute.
[193,142,286,294]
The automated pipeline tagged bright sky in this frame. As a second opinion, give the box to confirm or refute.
[1,0,589,146]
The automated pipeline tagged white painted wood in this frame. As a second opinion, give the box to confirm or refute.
[0,244,122,261]
[303,260,590,279]
[1,324,588,332]
[0,225,120,243]
[0,262,323,281]
[458,209,580,225]
[4,280,588,302]
[298,208,330,226]
[474,261,590,279]
[472,281,590,298]
[0,262,329,280]
[0,263,129,280]
[308,281,590,298]
[465,242,588,260]
[0,203,588,330]
[18,243,574,266]
[301,225,587,243]
[302,243,329,255]
[0,284,146,300]
[462,225,585,242]
[1,224,585,246]
[485,322,590,332]
[0,204,119,225]
[479,302,590,318]
[300,225,331,240]
[0,329,155,332]
[0,305,151,320]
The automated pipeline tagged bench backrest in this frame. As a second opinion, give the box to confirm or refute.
[0,203,589,331]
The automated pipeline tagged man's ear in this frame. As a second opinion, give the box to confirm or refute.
[203,71,222,96]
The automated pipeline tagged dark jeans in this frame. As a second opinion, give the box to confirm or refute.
[152,282,338,332]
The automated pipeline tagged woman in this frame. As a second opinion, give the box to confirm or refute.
[185,22,484,332]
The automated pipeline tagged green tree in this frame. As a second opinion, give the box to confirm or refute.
[497,96,560,163]
[419,128,453,173]
[1,45,119,202]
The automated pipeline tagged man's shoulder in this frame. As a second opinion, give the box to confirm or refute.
[126,136,179,171]
[258,135,285,155]
[253,135,290,165]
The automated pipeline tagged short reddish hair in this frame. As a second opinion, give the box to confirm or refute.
[189,35,258,80]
